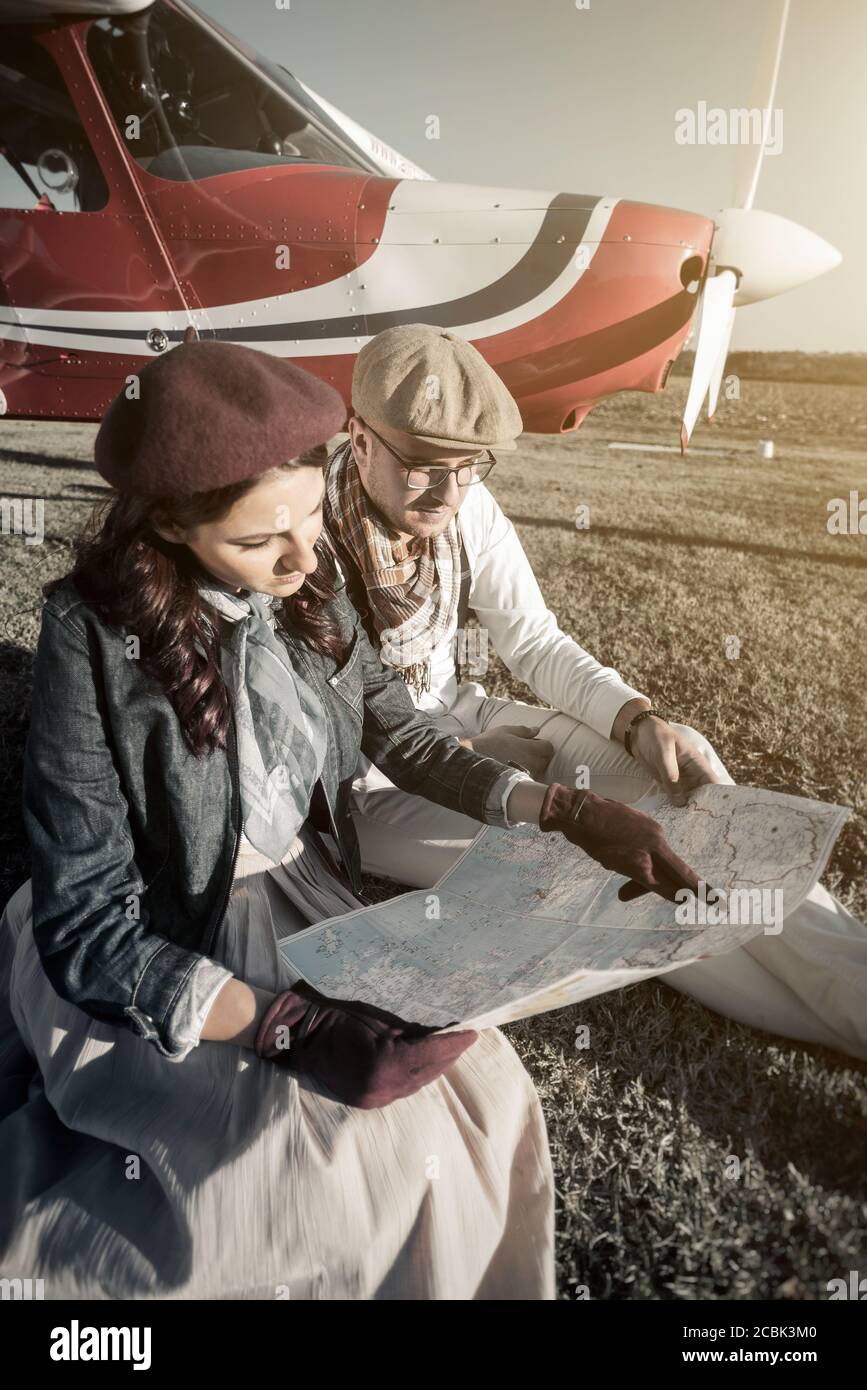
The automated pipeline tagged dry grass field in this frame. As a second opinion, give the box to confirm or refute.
[1,373,865,1300]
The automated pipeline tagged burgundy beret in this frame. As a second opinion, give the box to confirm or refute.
[94,341,347,496]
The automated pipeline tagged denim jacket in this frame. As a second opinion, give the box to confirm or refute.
[21,574,525,1063]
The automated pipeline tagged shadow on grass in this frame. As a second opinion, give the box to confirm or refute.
[509,516,867,569]
[0,489,107,503]
[0,447,94,472]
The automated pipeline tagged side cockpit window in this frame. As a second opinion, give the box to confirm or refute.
[0,33,108,212]
[87,2,374,181]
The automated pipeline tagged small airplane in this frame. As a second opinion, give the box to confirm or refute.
[0,0,841,449]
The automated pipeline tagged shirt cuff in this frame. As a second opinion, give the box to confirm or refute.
[484,767,534,828]
[594,682,652,741]
[161,957,235,1063]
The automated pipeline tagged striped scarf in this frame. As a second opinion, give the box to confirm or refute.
[197,580,328,863]
[324,440,461,697]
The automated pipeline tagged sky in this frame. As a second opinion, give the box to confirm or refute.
[196,0,866,352]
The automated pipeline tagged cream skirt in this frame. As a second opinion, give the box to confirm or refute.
[0,829,556,1300]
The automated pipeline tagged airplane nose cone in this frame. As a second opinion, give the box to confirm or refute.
[713,207,842,307]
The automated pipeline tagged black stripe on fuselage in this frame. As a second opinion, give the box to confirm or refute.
[1,192,602,344]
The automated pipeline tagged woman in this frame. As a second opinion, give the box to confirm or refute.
[0,342,700,1300]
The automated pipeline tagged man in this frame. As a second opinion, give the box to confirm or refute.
[323,323,867,1061]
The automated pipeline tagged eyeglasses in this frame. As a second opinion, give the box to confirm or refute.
[361,420,497,490]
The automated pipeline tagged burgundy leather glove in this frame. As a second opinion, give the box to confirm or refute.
[254,978,478,1110]
[539,785,702,904]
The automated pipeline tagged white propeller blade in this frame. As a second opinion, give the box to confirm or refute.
[680,270,737,453]
[679,0,842,448]
[707,306,736,421]
[680,1,789,450]
[733,0,791,211]
[686,0,788,443]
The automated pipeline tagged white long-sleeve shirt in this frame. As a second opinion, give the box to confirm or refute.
[399,480,648,733]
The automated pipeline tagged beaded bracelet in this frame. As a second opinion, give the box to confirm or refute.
[623,708,667,758]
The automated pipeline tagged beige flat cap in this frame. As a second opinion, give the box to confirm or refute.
[351,324,523,451]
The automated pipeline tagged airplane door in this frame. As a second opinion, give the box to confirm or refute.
[0,24,196,421]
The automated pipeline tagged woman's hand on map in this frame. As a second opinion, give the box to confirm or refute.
[254,979,478,1109]
[538,785,703,905]
[628,717,722,808]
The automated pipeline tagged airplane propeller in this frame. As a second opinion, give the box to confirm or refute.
[680,270,738,453]
[679,0,841,451]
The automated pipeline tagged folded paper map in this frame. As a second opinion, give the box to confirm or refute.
[278,784,849,1032]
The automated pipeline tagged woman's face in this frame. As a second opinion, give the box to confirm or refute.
[154,466,325,597]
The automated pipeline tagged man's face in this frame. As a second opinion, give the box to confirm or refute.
[348,417,483,540]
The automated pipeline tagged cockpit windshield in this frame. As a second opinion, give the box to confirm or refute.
[87,0,378,182]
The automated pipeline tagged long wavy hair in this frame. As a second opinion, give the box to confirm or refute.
[43,445,344,758]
